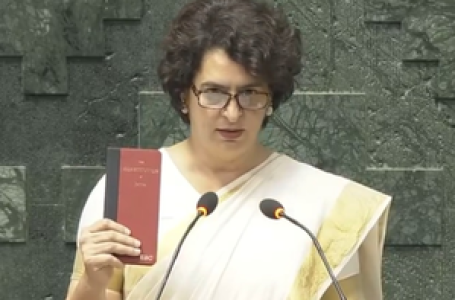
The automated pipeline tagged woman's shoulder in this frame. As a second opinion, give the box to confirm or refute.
[277,153,391,200]
[274,154,392,220]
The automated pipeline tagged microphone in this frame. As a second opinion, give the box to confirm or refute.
[259,199,347,300]
[155,191,219,300]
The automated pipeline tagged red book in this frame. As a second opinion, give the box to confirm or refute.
[104,147,161,265]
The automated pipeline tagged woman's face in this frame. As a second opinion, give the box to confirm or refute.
[184,48,271,160]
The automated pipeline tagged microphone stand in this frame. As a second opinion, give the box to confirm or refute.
[154,212,203,300]
[282,213,347,300]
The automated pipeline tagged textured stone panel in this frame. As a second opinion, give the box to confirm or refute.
[65,60,139,160]
[278,0,370,92]
[364,0,402,22]
[364,0,455,101]
[104,0,143,20]
[400,9,454,99]
[360,18,451,167]
[138,92,188,149]
[0,0,143,95]
[435,59,455,100]
[401,14,445,61]
[362,22,402,99]
[442,169,455,299]
[363,169,443,246]
[383,247,442,300]
[366,81,444,167]
[0,1,69,94]
[362,12,451,167]
[28,204,64,243]
[63,1,106,57]
[1,92,81,205]
[62,166,105,242]
[0,205,76,300]
[0,243,76,300]
[0,166,26,243]
[365,0,455,21]
[401,60,439,86]
[263,93,367,178]
[102,15,153,98]
[0,58,22,108]
[365,1,454,58]
[142,0,189,89]
[139,91,367,178]
[0,59,138,204]
[0,58,23,165]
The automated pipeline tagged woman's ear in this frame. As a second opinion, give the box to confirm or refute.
[180,91,189,114]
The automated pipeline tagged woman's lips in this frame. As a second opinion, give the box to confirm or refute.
[216,129,244,140]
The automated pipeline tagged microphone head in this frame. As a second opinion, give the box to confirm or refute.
[196,191,219,216]
[259,198,284,220]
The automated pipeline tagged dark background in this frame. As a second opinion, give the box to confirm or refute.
[0,0,454,299]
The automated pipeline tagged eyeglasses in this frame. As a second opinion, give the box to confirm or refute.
[191,85,270,110]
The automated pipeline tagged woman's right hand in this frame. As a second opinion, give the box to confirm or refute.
[78,218,141,288]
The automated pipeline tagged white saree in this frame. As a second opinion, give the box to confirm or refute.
[123,152,392,300]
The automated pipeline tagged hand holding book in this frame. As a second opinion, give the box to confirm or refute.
[77,218,141,288]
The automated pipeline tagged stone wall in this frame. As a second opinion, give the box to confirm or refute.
[0,0,453,299]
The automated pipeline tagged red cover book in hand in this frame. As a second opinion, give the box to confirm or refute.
[104,147,161,265]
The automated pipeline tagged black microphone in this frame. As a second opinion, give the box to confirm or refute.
[155,191,219,300]
[259,199,347,300]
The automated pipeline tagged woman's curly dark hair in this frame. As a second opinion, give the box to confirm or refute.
[158,0,303,125]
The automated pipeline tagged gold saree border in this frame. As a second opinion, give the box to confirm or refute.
[288,181,391,300]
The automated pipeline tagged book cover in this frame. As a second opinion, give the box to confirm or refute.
[104,147,162,265]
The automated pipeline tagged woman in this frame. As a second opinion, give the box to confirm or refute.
[66,0,392,299]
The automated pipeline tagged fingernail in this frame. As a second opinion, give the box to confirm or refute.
[135,239,141,247]
[125,228,131,235]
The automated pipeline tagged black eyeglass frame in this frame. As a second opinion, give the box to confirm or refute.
[191,85,271,110]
